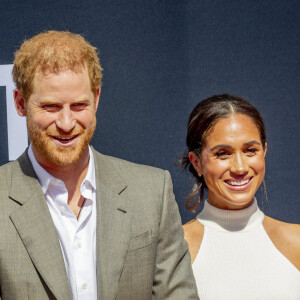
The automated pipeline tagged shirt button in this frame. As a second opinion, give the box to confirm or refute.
[78,242,82,248]
[59,206,65,212]
[82,283,88,289]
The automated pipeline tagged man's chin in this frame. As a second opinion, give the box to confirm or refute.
[45,147,88,166]
[29,126,95,168]
[32,142,88,167]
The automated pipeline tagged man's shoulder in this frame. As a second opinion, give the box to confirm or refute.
[0,160,17,177]
[0,150,36,189]
[92,149,169,181]
[94,150,164,173]
[0,160,19,196]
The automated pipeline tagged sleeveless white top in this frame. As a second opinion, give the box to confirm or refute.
[192,200,300,300]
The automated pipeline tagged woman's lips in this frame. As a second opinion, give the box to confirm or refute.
[51,134,79,147]
[224,176,254,191]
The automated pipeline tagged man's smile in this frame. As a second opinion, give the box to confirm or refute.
[51,134,80,147]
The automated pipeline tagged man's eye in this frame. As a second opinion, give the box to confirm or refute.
[72,103,87,110]
[43,104,59,110]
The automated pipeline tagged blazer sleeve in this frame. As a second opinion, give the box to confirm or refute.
[152,170,199,299]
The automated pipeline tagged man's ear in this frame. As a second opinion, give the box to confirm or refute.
[14,89,27,117]
[188,151,203,176]
[94,87,101,111]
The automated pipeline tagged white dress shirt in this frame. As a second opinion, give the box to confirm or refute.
[28,145,97,300]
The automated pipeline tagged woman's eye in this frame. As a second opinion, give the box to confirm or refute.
[245,148,258,155]
[215,151,230,158]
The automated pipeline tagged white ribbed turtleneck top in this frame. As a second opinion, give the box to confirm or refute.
[192,199,300,300]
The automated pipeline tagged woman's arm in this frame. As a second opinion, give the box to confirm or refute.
[263,216,300,270]
[183,220,204,264]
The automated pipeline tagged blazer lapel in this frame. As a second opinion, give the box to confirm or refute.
[93,150,131,300]
[9,151,72,300]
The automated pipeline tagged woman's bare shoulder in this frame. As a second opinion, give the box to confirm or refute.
[183,219,204,264]
[183,218,202,231]
[183,219,204,242]
[263,216,300,270]
[263,216,300,241]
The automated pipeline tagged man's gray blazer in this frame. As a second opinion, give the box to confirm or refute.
[0,148,199,299]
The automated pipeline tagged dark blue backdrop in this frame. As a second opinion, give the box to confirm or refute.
[0,0,299,223]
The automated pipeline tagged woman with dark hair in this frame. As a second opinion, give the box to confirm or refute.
[181,94,300,299]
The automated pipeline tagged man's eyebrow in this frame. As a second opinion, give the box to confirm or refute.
[73,97,90,102]
[39,99,57,103]
[39,97,90,103]
[209,140,261,152]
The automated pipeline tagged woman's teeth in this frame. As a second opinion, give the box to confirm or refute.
[227,178,250,186]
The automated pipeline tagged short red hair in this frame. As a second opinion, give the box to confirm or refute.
[13,30,103,100]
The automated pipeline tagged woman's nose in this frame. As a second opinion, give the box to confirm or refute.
[230,153,249,174]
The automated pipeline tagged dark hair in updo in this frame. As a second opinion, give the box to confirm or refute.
[179,94,266,212]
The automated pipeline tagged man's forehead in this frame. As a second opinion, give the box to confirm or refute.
[29,66,93,99]
[31,67,90,92]
[34,64,87,80]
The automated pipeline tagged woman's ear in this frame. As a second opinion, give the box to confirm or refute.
[188,151,202,176]
[14,89,27,117]
[264,142,267,157]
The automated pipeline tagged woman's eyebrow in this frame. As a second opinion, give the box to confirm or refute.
[210,144,232,151]
[243,140,261,146]
[209,140,261,152]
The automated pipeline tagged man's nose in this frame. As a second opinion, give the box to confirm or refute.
[56,107,76,132]
[230,153,248,174]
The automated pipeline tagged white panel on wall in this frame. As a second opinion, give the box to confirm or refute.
[0,64,28,160]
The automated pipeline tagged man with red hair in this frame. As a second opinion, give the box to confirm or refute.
[0,31,198,300]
